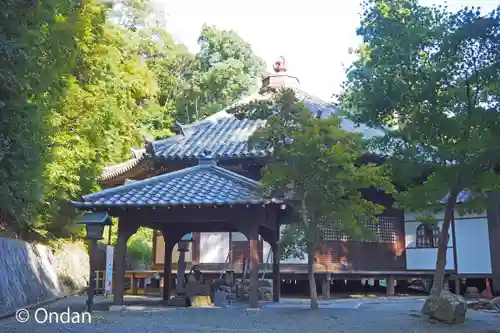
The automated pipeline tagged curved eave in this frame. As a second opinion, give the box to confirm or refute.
[99,154,150,182]
[71,199,283,210]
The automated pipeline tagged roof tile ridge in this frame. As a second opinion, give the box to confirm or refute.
[82,165,206,201]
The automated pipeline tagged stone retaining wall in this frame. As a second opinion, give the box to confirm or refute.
[0,238,89,314]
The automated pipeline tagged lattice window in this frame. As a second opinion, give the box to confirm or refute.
[320,216,398,244]
[416,223,441,248]
[321,225,349,241]
[367,216,398,243]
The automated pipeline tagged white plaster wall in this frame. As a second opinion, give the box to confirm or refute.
[405,212,455,270]
[406,248,455,270]
[404,210,491,273]
[454,217,492,274]
[199,232,230,263]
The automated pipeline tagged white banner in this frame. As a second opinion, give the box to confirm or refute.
[105,245,114,293]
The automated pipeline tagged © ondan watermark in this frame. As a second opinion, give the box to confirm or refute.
[15,307,92,324]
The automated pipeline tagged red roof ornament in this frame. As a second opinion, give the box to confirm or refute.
[273,56,287,73]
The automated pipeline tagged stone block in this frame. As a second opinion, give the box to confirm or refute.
[422,291,467,324]
[169,296,189,307]
[466,286,479,294]
[213,290,227,307]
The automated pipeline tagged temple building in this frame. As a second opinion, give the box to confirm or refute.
[75,59,500,302]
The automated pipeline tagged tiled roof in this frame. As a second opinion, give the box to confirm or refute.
[151,89,384,161]
[100,148,148,181]
[295,88,384,138]
[74,159,277,208]
[151,110,267,160]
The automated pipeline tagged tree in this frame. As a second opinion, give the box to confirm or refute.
[108,0,166,30]
[177,25,266,122]
[341,0,500,311]
[0,0,82,239]
[135,27,196,138]
[241,89,394,309]
[41,1,167,238]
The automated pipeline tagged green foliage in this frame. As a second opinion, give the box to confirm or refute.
[0,0,267,243]
[248,89,394,243]
[343,0,500,212]
[245,89,394,308]
[127,227,153,266]
[40,2,166,238]
[175,25,266,122]
[279,225,306,260]
[341,0,500,296]
[0,0,82,239]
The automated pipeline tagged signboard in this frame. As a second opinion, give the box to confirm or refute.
[105,245,114,294]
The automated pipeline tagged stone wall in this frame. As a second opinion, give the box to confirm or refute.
[0,238,89,314]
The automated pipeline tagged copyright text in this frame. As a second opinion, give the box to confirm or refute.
[15,307,92,324]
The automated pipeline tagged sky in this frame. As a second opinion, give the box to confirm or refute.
[153,0,499,101]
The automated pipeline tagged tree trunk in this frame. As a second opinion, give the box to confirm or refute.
[300,197,319,309]
[307,241,319,309]
[430,190,458,297]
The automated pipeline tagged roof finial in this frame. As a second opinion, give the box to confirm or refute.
[273,56,287,73]
[201,149,213,158]
[198,149,216,165]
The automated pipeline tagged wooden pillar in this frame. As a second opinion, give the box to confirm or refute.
[386,276,395,297]
[163,240,175,301]
[249,227,259,309]
[114,220,137,305]
[272,236,280,303]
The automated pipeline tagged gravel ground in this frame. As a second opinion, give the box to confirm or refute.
[0,297,499,333]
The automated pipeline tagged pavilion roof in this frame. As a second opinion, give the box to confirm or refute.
[74,158,279,208]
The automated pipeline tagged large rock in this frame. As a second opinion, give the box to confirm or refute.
[53,242,89,290]
[422,291,467,324]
